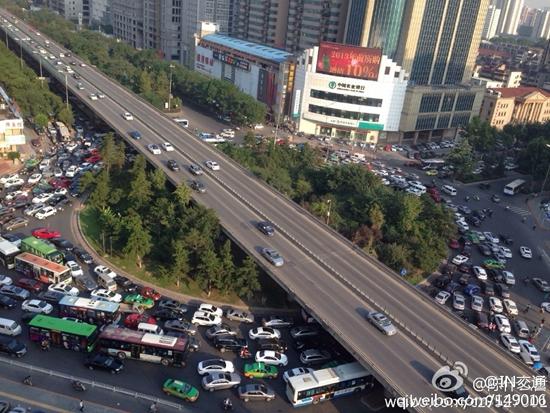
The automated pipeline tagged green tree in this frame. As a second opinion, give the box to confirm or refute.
[78,171,95,192]
[379,243,411,273]
[243,132,255,148]
[170,239,190,287]
[149,168,166,192]
[122,212,152,268]
[173,183,192,208]
[294,178,312,201]
[233,256,260,300]
[218,240,235,294]
[89,169,110,211]
[368,203,384,231]
[57,106,74,126]
[463,117,496,152]
[196,248,222,296]
[34,113,48,129]
[99,133,116,172]
[7,151,20,164]
[138,70,152,94]
[447,139,474,179]
[129,155,152,209]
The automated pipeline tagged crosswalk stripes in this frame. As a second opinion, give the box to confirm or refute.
[507,205,530,217]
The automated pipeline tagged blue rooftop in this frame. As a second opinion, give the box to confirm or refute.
[201,34,293,64]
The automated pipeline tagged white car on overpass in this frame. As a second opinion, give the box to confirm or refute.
[162,142,175,152]
[122,112,133,121]
[147,144,161,155]
[205,160,220,171]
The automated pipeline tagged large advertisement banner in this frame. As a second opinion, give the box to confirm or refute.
[316,42,381,81]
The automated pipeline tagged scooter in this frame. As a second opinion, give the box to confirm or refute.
[239,348,253,359]
[72,380,86,392]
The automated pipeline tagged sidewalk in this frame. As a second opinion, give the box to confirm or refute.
[69,200,298,315]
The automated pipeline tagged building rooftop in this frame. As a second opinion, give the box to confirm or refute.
[201,34,293,63]
[489,86,550,98]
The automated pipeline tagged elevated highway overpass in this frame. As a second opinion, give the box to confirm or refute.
[1,10,547,412]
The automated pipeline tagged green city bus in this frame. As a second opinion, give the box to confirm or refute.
[28,315,98,352]
[20,237,64,263]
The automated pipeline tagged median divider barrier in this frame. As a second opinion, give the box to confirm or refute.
[0,357,188,411]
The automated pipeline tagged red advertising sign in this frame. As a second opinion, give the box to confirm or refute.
[316,42,382,80]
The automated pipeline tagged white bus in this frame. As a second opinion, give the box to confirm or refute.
[173,118,189,128]
[199,133,227,143]
[503,179,526,196]
[0,238,20,269]
[286,362,371,407]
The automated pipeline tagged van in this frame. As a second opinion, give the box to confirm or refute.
[0,317,22,336]
[174,118,189,128]
[512,319,530,339]
[137,323,164,335]
[442,185,457,196]
[97,273,117,292]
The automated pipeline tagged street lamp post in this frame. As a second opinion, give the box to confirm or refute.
[19,39,23,69]
[168,63,175,110]
[38,55,43,87]
[326,199,332,225]
[64,73,69,109]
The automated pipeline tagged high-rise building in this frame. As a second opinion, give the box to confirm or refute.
[111,0,144,49]
[482,4,502,40]
[392,0,490,141]
[231,0,350,53]
[89,0,111,27]
[46,0,89,24]
[111,0,231,66]
[531,9,550,40]
[496,0,524,35]
[344,0,407,61]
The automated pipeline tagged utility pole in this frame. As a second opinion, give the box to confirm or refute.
[19,39,23,69]
[64,73,69,109]
[326,199,332,225]
[168,63,175,110]
[39,55,43,87]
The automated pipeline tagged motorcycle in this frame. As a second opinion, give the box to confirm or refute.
[222,398,233,411]
[23,376,32,386]
[72,380,86,392]
[239,348,252,359]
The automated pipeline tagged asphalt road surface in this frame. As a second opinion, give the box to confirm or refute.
[1,11,549,412]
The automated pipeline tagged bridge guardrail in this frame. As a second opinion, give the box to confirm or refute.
[0,356,188,411]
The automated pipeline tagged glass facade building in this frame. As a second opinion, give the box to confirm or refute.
[367,0,407,60]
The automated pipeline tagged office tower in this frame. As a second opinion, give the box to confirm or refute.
[497,0,524,35]
[111,0,144,49]
[531,9,550,40]
[47,0,88,23]
[345,0,407,60]
[231,0,349,52]
[393,0,490,141]
[111,0,231,66]
[89,0,111,27]
[482,4,502,40]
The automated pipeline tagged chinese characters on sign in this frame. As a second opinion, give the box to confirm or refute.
[317,42,382,81]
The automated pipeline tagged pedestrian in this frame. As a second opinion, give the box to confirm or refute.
[79,400,84,412]
[524,304,531,314]
[522,216,527,223]
[532,225,536,231]
[149,402,158,413]
[541,318,546,326]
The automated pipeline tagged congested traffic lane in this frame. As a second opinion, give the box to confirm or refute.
[12,21,458,408]
[2,11,547,412]
[0,207,369,413]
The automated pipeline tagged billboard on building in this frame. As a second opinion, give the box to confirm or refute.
[316,42,381,81]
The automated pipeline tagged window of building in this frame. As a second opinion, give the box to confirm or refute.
[308,104,380,122]
[455,93,475,111]
[415,115,437,130]
[385,66,391,75]
[451,113,471,127]
[441,94,455,112]
[437,114,450,129]
[310,90,382,107]
[419,94,442,113]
